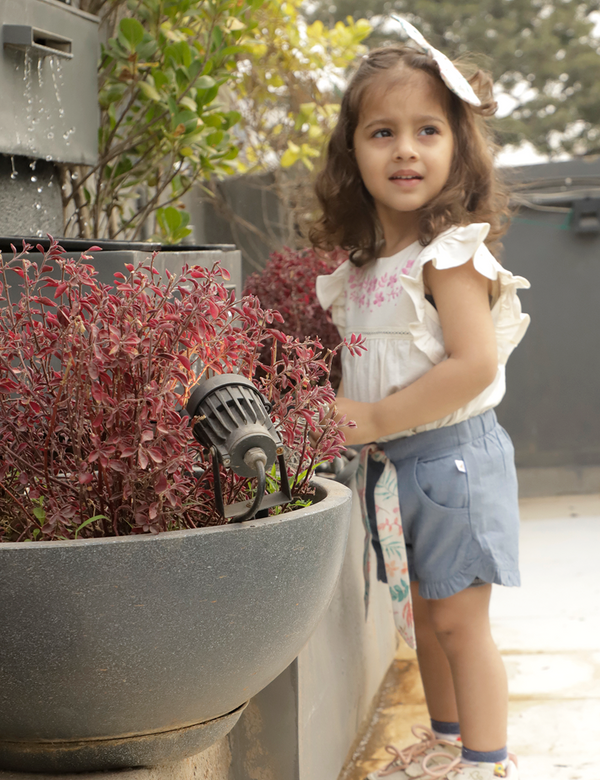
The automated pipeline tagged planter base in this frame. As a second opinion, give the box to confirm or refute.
[0,703,247,774]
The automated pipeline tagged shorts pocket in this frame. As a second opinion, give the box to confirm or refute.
[414,452,470,511]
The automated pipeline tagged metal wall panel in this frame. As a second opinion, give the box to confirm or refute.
[498,160,600,470]
[0,0,99,164]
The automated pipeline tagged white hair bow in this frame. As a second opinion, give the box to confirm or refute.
[391,16,481,107]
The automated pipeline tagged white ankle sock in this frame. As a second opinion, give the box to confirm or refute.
[432,729,461,743]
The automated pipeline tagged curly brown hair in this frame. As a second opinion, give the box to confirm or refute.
[309,45,511,266]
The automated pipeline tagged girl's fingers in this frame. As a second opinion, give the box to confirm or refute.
[309,404,337,446]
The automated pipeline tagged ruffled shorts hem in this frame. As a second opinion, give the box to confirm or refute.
[416,566,521,601]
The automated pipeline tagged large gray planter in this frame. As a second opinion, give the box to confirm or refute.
[0,238,243,300]
[0,478,351,774]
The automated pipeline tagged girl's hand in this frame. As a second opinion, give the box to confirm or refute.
[308,403,337,448]
[308,397,369,448]
[333,396,373,446]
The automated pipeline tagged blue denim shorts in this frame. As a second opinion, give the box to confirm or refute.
[365,410,521,600]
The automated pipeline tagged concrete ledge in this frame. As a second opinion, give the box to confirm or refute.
[518,466,600,498]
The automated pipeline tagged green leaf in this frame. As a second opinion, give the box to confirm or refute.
[195,75,216,90]
[159,206,184,233]
[280,147,299,168]
[119,18,145,51]
[223,110,241,129]
[212,24,223,49]
[218,45,245,59]
[202,114,223,128]
[99,85,127,109]
[153,70,169,90]
[196,84,219,107]
[74,515,109,540]
[114,156,134,178]
[165,42,192,68]
[179,95,197,112]
[139,81,161,102]
[156,206,192,244]
[137,39,158,60]
[173,109,198,134]
[207,130,224,147]
[168,96,178,116]
[220,145,239,160]
[187,59,203,82]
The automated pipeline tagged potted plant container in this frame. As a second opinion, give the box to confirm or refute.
[0,478,350,773]
[0,239,356,773]
[0,236,243,299]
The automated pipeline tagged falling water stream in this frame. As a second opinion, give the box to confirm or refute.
[14,54,69,236]
[6,41,81,237]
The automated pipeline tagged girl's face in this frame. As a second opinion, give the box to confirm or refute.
[353,68,454,234]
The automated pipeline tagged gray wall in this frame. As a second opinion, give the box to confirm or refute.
[498,207,600,469]
[0,0,100,165]
[228,480,397,780]
[185,175,284,284]
[497,159,600,477]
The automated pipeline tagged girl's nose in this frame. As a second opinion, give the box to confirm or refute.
[393,134,417,160]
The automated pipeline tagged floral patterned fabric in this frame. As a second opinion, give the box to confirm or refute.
[356,445,416,649]
[348,258,417,311]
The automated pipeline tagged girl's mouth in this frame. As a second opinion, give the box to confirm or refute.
[389,174,423,187]
[389,173,423,181]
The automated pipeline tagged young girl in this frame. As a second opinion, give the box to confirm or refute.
[312,20,529,780]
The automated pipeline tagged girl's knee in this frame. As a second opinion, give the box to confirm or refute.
[428,607,467,640]
[426,588,491,639]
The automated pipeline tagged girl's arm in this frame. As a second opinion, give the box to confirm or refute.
[335,259,498,445]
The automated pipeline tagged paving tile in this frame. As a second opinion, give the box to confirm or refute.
[507,699,600,780]
[339,497,600,780]
[503,651,600,698]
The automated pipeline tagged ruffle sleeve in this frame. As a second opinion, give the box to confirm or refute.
[316,260,350,338]
[401,224,530,365]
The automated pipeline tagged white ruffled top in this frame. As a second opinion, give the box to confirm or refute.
[315,223,530,440]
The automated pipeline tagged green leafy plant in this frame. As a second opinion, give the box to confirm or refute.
[62,0,265,241]
[209,0,371,259]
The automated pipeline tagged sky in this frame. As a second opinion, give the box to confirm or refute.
[496,143,548,168]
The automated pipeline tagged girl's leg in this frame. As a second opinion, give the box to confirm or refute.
[411,581,458,724]
[425,583,508,752]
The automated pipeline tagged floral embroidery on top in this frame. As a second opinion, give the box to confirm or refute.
[348,258,416,311]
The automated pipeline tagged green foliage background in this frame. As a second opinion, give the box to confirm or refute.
[308,0,600,157]
[67,0,267,241]
[64,0,600,244]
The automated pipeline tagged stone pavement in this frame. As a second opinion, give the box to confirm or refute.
[339,493,600,780]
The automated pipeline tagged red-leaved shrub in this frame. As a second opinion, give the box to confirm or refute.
[0,239,364,542]
[243,247,347,388]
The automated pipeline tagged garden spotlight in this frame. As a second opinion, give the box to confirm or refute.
[187,374,291,522]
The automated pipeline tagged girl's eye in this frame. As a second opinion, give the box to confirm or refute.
[420,126,439,136]
[372,129,392,138]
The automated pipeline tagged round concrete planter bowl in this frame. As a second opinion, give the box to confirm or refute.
[0,478,351,773]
